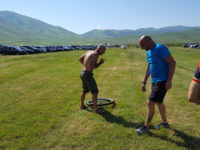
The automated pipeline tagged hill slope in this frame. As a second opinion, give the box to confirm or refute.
[0,11,81,45]
[81,26,199,39]
[0,11,200,45]
[102,29,200,44]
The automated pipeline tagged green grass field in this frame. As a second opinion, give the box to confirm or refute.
[0,47,199,150]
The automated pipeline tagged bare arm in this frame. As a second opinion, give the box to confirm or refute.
[188,81,200,104]
[165,55,176,90]
[79,54,85,64]
[142,63,150,92]
[93,57,104,69]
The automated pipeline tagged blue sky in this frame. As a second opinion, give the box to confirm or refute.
[0,0,200,34]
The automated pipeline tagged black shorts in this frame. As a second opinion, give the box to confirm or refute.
[149,81,167,103]
[80,70,99,94]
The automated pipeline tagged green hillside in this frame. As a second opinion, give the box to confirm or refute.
[133,29,200,44]
[0,11,199,45]
[85,29,200,45]
[81,28,200,45]
[0,11,82,45]
[81,26,197,39]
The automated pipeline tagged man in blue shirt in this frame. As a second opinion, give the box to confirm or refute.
[136,35,176,135]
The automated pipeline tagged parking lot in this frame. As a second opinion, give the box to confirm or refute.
[0,44,125,55]
[0,44,98,55]
[183,43,200,49]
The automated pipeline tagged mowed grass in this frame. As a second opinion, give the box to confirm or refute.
[0,47,199,150]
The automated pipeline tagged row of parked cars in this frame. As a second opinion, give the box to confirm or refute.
[183,43,200,49]
[0,44,99,55]
[106,43,126,49]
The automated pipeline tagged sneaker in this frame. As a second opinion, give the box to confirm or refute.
[153,123,170,129]
[136,125,150,135]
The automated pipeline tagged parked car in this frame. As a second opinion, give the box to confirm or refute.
[70,45,79,50]
[20,46,35,54]
[35,46,47,53]
[46,46,57,52]
[183,43,189,48]
[114,45,120,48]
[121,45,127,49]
[189,44,198,48]
[1,46,27,55]
[106,43,113,48]
[22,46,42,53]
[0,44,7,54]
[63,46,74,51]
[56,46,65,51]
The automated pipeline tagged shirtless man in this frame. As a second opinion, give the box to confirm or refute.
[79,45,106,112]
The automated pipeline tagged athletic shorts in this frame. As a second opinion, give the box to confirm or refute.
[149,81,167,103]
[80,70,99,94]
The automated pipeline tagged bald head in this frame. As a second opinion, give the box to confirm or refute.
[96,45,106,55]
[139,35,155,50]
[139,35,152,43]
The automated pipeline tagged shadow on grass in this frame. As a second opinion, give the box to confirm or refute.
[97,106,144,129]
[86,105,200,149]
[150,129,200,149]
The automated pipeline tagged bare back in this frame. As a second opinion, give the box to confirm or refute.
[82,51,99,72]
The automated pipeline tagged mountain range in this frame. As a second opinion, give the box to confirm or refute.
[0,11,199,45]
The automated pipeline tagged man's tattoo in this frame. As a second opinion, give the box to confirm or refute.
[147,111,154,123]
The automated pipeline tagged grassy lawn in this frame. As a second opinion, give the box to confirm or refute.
[0,47,199,150]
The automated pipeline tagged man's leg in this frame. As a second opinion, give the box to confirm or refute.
[80,92,87,108]
[157,102,168,123]
[88,74,99,112]
[92,93,98,112]
[136,99,155,135]
[145,100,156,128]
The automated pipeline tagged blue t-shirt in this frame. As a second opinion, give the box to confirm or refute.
[147,43,171,83]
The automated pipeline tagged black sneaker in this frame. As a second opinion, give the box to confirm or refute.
[153,123,170,129]
[136,125,150,135]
